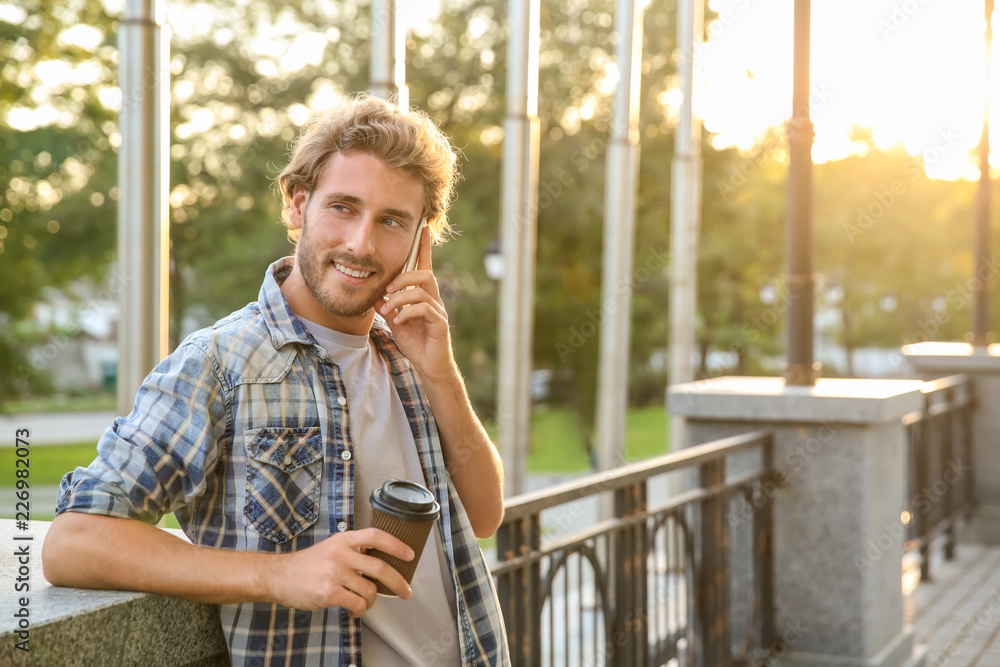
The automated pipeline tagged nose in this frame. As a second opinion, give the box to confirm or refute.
[344,216,377,258]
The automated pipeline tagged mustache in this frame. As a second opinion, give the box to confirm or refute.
[325,252,382,273]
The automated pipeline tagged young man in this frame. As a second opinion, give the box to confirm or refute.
[42,96,509,666]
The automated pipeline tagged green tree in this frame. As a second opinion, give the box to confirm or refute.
[696,128,787,377]
[0,0,119,402]
[813,130,976,373]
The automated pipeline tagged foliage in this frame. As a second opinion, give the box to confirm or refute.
[3,0,996,435]
[812,132,976,369]
[0,0,119,400]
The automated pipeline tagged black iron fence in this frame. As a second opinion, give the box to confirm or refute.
[491,430,776,667]
[902,373,975,582]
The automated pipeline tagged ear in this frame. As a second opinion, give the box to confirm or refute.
[287,189,308,230]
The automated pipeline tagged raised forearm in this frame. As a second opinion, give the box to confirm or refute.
[419,371,505,537]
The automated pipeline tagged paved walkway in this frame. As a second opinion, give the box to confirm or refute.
[0,411,116,446]
[908,542,1000,665]
[0,486,62,519]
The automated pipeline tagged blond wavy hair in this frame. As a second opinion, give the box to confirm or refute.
[275,94,460,243]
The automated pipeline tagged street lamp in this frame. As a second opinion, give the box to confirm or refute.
[759,283,777,306]
[783,0,818,386]
[483,237,504,282]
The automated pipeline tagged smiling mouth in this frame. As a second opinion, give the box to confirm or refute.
[334,262,375,279]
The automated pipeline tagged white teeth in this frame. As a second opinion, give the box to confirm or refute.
[335,263,373,279]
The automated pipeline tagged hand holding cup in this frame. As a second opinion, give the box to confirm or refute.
[365,479,441,596]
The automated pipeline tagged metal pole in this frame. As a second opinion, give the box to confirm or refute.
[497,0,540,497]
[118,0,169,415]
[676,638,688,667]
[370,0,408,108]
[596,0,643,473]
[973,0,994,346]
[782,0,817,386]
[668,0,703,453]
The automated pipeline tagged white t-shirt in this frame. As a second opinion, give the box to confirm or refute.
[300,318,462,667]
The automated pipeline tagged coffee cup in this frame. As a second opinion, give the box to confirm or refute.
[366,479,441,596]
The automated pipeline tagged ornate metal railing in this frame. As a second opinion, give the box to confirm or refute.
[902,373,975,582]
[491,430,775,667]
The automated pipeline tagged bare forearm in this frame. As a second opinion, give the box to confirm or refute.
[420,371,505,537]
[42,512,274,605]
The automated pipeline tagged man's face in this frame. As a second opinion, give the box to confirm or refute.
[286,151,425,330]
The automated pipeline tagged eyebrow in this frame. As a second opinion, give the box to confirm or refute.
[322,192,417,225]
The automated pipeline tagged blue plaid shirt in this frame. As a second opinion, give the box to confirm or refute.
[56,258,510,667]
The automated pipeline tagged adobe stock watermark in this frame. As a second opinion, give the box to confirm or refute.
[507,104,612,234]
[581,603,649,667]
[878,0,933,41]
[927,587,1000,666]
[853,458,970,572]
[436,269,494,306]
[581,570,700,667]
[727,470,789,530]
[578,576,805,667]
[717,84,835,203]
[727,286,798,362]
[120,64,171,116]
[674,0,760,70]
[728,419,844,530]
[903,254,1000,345]
[537,447,637,540]
[555,244,669,362]
[842,127,960,244]
[415,626,462,665]
[669,286,799,417]
[750,619,809,666]
[16,266,133,384]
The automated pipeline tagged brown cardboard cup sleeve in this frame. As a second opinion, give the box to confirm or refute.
[365,479,441,596]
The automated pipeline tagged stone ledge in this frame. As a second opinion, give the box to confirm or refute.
[668,376,924,424]
[902,341,1000,372]
[0,519,228,666]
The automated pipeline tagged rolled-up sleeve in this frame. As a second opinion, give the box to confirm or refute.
[55,339,230,524]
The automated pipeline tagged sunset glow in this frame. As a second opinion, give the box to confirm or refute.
[695,0,997,180]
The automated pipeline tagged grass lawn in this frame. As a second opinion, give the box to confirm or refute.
[624,406,672,461]
[2,393,116,415]
[485,405,670,473]
[0,441,184,526]
[2,441,103,487]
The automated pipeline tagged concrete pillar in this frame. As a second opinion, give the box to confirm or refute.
[669,376,927,667]
[903,341,999,542]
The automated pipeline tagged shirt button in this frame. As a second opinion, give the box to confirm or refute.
[341,450,352,461]
[283,455,292,466]
[337,521,348,532]
[337,395,347,406]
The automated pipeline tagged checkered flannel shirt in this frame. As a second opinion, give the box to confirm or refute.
[56,257,510,667]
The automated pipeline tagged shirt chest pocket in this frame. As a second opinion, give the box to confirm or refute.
[243,426,324,544]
